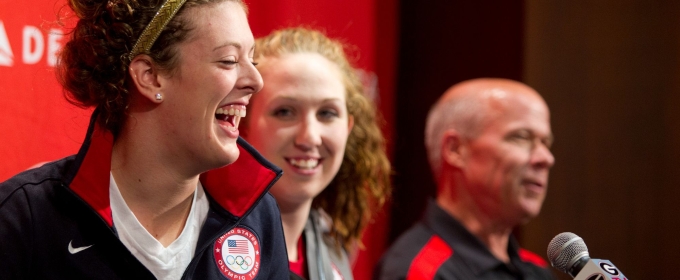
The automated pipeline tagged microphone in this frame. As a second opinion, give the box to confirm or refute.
[547,232,628,280]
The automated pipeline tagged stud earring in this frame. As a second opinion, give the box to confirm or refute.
[155,93,163,101]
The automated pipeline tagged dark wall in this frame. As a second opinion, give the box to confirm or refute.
[391,0,680,279]
[522,1,680,279]
[390,0,525,241]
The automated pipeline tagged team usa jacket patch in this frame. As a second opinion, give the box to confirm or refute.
[214,227,261,279]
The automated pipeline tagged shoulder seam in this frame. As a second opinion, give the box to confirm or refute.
[0,177,62,206]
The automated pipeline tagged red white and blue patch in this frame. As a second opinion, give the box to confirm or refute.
[214,227,261,280]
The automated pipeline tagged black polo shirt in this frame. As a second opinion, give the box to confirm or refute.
[376,200,555,279]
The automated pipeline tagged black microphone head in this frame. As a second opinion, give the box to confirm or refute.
[547,232,590,273]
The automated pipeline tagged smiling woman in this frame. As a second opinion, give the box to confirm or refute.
[243,27,392,280]
[0,0,289,279]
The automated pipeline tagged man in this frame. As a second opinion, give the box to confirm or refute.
[376,78,555,279]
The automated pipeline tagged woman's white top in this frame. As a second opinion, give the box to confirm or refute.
[110,174,209,280]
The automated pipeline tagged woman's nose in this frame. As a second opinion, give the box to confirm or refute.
[294,117,322,150]
[236,61,264,94]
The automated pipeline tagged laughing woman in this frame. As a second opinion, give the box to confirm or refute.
[0,0,288,279]
[243,28,392,279]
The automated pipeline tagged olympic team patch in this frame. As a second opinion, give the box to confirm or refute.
[214,227,261,279]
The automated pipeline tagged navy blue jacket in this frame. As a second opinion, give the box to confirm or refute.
[0,113,289,279]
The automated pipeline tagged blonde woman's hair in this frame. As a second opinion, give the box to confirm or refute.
[254,27,392,251]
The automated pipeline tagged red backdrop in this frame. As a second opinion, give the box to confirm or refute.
[0,1,90,178]
[0,0,397,277]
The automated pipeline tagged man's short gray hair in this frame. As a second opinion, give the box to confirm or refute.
[424,93,488,178]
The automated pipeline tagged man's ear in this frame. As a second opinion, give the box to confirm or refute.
[128,55,163,103]
[441,129,466,168]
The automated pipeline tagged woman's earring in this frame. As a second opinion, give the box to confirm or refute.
[155,93,163,101]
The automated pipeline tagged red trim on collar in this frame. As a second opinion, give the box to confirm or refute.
[69,126,114,227]
[518,248,549,268]
[407,235,453,279]
[69,120,278,227]
[200,145,278,217]
[288,236,307,278]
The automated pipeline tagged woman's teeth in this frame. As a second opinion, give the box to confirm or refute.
[289,158,319,169]
[216,106,246,117]
[215,105,246,131]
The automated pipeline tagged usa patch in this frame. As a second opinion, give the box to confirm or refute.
[214,227,261,279]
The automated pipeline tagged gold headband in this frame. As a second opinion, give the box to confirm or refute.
[127,0,188,61]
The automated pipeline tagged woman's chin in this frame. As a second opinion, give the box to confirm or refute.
[203,140,240,171]
[218,145,240,166]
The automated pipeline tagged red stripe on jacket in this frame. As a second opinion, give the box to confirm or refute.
[406,235,453,280]
[519,248,549,268]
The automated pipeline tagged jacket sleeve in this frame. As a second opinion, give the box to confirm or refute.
[0,185,33,278]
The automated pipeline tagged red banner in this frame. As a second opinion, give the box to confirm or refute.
[0,1,90,180]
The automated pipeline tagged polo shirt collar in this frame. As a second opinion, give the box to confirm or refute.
[422,199,524,277]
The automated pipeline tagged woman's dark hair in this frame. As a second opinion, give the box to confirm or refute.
[58,0,243,135]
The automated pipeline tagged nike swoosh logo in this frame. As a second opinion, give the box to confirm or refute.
[68,240,93,254]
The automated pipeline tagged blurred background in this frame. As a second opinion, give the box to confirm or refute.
[1,0,679,279]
